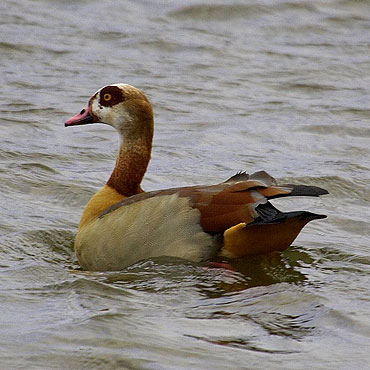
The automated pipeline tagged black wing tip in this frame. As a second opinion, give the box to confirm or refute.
[280,184,329,197]
[311,212,327,219]
[307,186,329,197]
[247,202,327,227]
[299,211,327,221]
[247,212,327,226]
[319,188,329,196]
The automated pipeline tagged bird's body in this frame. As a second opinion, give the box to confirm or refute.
[65,84,328,271]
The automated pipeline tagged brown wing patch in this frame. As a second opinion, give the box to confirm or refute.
[185,187,257,206]
[200,207,255,232]
[227,180,272,192]
[179,184,264,232]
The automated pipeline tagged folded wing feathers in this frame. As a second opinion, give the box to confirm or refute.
[248,170,277,186]
[223,171,250,183]
[99,171,328,234]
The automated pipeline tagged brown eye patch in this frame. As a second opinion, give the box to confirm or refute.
[99,86,125,107]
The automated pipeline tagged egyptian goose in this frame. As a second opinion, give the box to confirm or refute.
[65,83,328,271]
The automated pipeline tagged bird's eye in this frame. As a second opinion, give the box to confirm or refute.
[103,93,112,101]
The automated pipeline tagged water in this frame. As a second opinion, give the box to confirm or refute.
[1,0,370,368]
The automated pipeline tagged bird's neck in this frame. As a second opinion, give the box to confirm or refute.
[107,137,152,196]
[78,133,153,229]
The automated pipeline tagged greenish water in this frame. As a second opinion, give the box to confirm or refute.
[1,0,369,369]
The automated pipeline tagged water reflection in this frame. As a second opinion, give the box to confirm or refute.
[82,249,309,295]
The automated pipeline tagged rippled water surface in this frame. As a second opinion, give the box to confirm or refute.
[1,0,370,369]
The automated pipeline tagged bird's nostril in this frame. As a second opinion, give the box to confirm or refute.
[80,109,85,115]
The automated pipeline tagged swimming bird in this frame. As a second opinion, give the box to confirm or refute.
[65,83,328,271]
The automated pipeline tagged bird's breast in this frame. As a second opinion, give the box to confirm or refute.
[75,193,217,271]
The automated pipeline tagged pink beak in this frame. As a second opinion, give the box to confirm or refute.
[65,105,94,127]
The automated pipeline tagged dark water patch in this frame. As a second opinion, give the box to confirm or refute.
[56,276,134,301]
[24,228,75,254]
[0,41,37,54]
[297,124,370,138]
[170,4,263,20]
[0,167,94,208]
[18,162,59,174]
[328,107,370,121]
[325,14,370,24]
[170,2,318,21]
[1,228,76,271]
[133,38,226,60]
[184,283,327,355]
[283,82,339,92]
[315,247,370,273]
[187,334,299,354]
[7,81,55,91]
[96,30,129,41]
[0,40,72,56]
[2,102,38,111]
[247,306,325,341]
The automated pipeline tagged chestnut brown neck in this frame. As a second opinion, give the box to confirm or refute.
[106,107,153,197]
[107,141,151,196]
